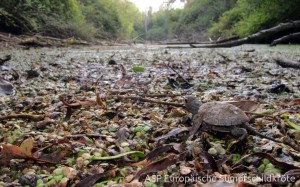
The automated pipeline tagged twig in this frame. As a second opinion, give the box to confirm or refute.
[117,95,185,108]
[138,93,182,98]
[0,114,45,121]
[108,89,135,95]
[65,134,108,138]
[215,51,231,62]
[59,96,97,108]
[165,62,192,86]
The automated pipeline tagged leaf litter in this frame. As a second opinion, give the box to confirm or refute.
[0,45,299,186]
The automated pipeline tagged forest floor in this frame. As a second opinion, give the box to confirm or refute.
[0,44,299,187]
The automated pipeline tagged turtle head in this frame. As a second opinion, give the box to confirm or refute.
[184,96,202,115]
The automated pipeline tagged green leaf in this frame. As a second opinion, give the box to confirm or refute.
[77,150,88,157]
[264,163,281,174]
[232,154,241,164]
[53,168,63,176]
[83,136,94,144]
[146,182,158,187]
[46,179,56,186]
[53,175,64,181]
[37,179,44,186]
[258,164,265,173]
[283,114,300,132]
[134,126,144,133]
[263,158,270,165]
[89,151,144,160]
[132,66,145,72]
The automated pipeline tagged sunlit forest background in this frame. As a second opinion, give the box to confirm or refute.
[1,0,300,42]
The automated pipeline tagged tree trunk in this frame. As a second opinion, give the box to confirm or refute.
[187,20,300,48]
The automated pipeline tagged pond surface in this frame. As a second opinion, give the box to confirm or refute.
[2,44,299,100]
[0,44,299,186]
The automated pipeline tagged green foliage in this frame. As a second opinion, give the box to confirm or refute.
[146,9,182,41]
[2,0,298,42]
[231,154,241,164]
[0,0,142,40]
[208,7,242,39]
[0,0,93,39]
[258,159,282,174]
[80,0,121,39]
[209,0,300,39]
[116,1,142,39]
[176,0,236,36]
[144,0,235,41]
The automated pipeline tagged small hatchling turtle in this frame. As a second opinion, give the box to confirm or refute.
[184,96,280,143]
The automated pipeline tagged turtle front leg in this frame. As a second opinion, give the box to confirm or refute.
[228,128,248,150]
[230,127,248,141]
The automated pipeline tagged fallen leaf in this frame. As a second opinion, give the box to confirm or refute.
[0,143,28,165]
[144,144,175,162]
[201,151,219,172]
[96,93,106,108]
[0,144,27,159]
[154,127,190,142]
[132,153,185,181]
[38,150,69,164]
[20,137,34,157]
[0,78,13,95]
[225,100,260,112]
[132,66,145,72]
[233,152,300,170]
[290,99,300,105]
[75,169,117,187]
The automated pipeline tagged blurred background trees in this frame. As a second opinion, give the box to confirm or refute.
[0,0,142,41]
[0,0,299,42]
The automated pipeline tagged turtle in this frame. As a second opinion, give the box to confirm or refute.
[184,96,280,143]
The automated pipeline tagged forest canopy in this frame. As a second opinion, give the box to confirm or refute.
[0,0,300,42]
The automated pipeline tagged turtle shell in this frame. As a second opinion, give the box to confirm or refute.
[197,102,249,126]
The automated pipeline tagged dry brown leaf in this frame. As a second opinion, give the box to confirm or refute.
[96,93,107,108]
[225,100,260,112]
[132,154,180,181]
[0,143,28,165]
[20,137,34,157]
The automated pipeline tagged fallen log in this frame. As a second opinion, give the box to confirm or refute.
[18,35,89,47]
[214,36,240,44]
[270,32,300,46]
[160,41,211,45]
[187,38,248,48]
[273,54,300,69]
[183,20,300,48]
